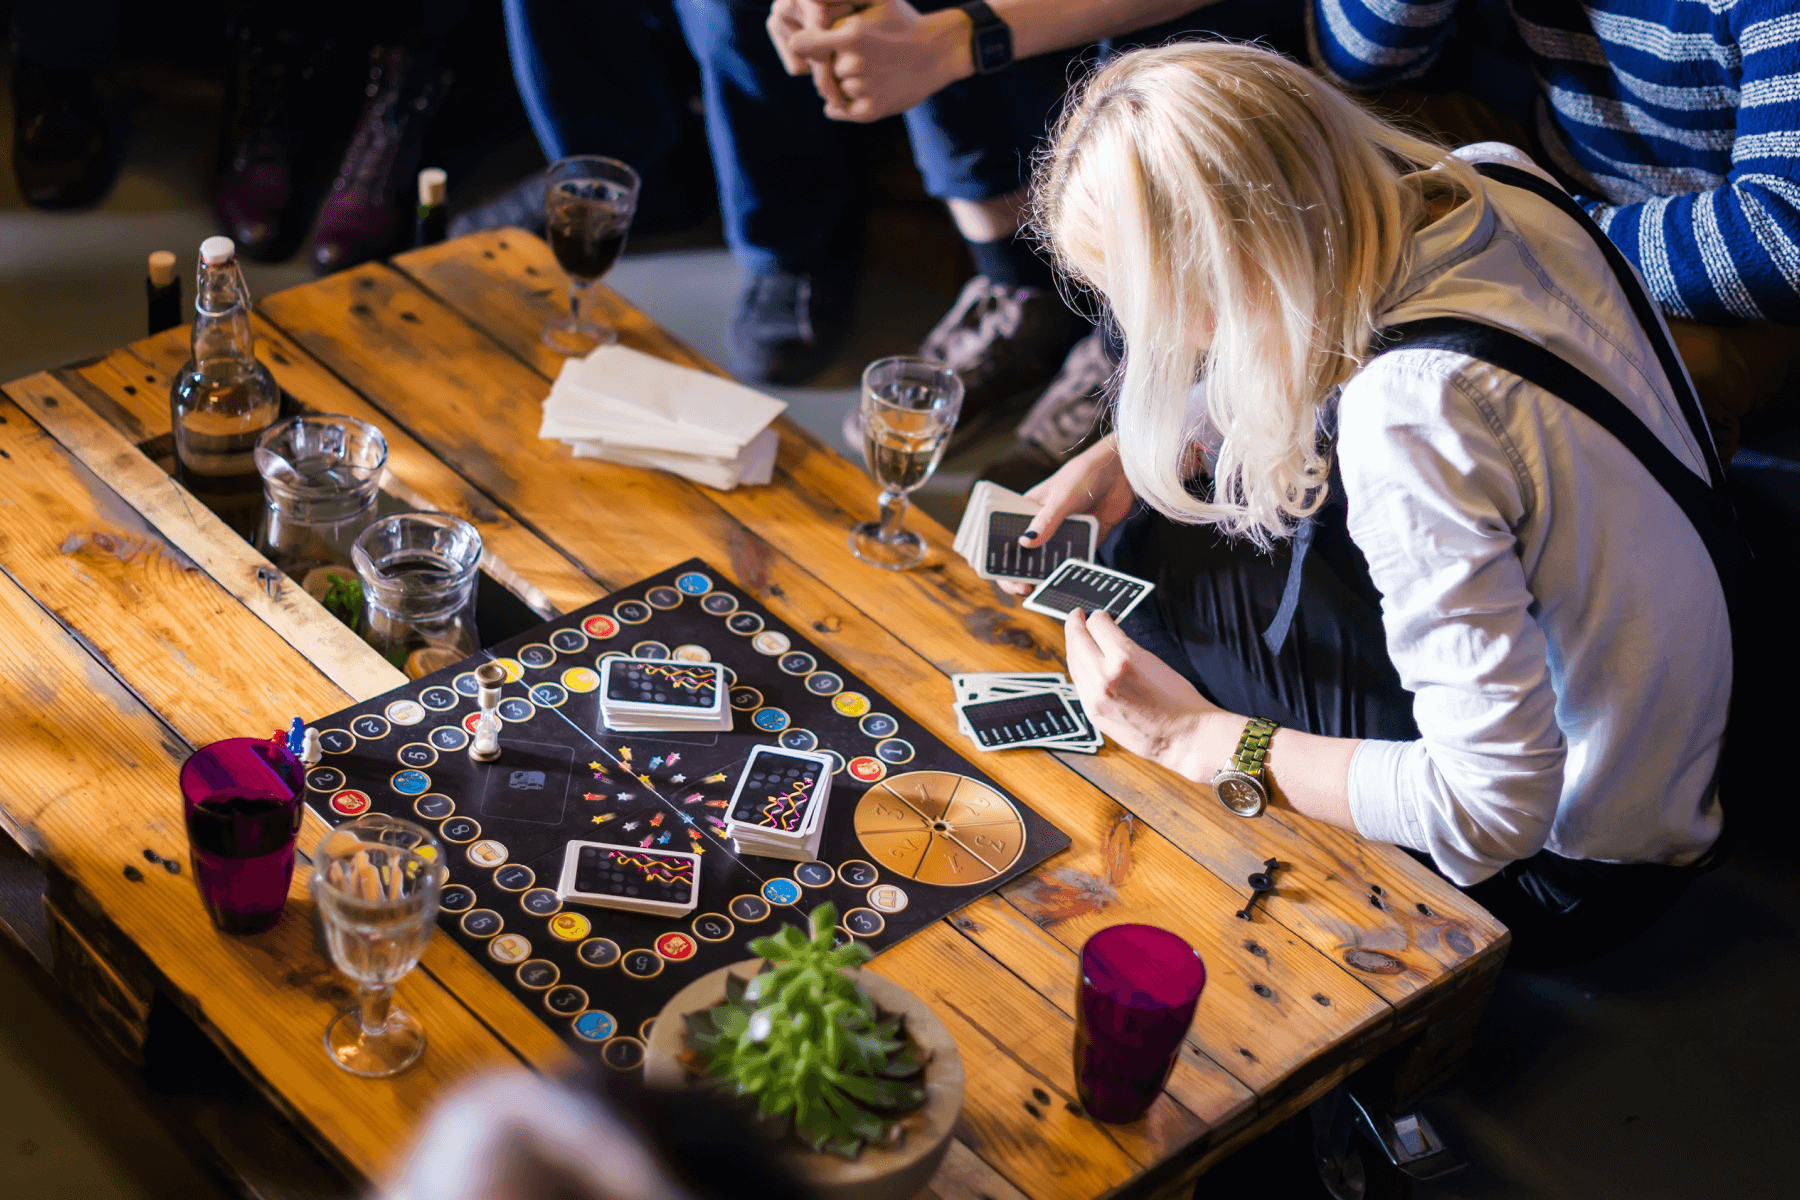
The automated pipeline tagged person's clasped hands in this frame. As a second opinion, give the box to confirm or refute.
[767,0,978,122]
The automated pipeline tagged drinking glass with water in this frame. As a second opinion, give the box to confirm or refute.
[312,814,445,1078]
[351,512,483,679]
[542,155,641,356]
[850,356,963,571]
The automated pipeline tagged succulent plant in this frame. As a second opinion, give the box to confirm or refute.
[684,902,929,1159]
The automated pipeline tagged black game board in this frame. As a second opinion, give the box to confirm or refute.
[308,559,1069,1071]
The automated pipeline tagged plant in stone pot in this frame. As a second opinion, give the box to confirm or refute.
[684,902,929,1158]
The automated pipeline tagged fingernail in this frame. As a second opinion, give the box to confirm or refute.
[1019,531,1038,544]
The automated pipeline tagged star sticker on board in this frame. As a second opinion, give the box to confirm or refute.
[670,773,686,783]
[588,761,605,772]
[591,814,615,825]
[582,792,604,802]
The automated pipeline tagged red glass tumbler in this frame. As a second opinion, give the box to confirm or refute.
[180,734,304,934]
[1074,924,1207,1123]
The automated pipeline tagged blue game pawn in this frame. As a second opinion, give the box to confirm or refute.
[286,717,306,757]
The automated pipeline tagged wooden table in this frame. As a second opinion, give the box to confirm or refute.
[0,230,1507,1200]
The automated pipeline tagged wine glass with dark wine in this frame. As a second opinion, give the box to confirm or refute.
[542,155,641,356]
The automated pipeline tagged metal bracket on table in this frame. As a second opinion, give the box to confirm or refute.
[1235,857,1280,920]
[1347,1091,1466,1181]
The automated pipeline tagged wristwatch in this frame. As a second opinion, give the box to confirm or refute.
[960,1,1013,74]
[1212,717,1278,817]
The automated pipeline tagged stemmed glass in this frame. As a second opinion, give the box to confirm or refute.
[312,814,445,1078]
[850,356,963,570]
[542,155,641,356]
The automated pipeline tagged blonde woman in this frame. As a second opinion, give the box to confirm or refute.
[1013,43,1735,967]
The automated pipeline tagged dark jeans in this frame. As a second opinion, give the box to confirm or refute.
[670,0,1076,276]
[1101,503,1713,969]
[503,0,710,230]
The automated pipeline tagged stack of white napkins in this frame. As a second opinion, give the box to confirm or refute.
[539,343,787,490]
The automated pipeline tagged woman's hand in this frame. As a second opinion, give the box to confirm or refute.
[1065,608,1221,777]
[996,434,1136,596]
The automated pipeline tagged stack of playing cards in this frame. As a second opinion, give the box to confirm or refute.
[954,480,1099,582]
[723,746,833,861]
[951,672,1103,755]
[598,658,733,733]
[557,840,700,916]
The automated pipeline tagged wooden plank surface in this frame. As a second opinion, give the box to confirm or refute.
[389,233,1508,993]
[0,229,1508,1198]
[0,384,577,1085]
[70,324,606,619]
[56,312,1325,1193]
[0,561,522,1181]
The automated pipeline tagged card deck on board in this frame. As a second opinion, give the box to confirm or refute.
[725,746,832,837]
[1021,560,1155,623]
[601,658,725,713]
[599,658,732,732]
[557,840,701,915]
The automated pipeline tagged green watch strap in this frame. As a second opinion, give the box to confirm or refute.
[1231,717,1278,780]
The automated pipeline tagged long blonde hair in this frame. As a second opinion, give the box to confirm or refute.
[1032,42,1478,545]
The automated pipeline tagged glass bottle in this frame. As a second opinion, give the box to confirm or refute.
[352,513,482,680]
[169,236,280,540]
[253,416,388,617]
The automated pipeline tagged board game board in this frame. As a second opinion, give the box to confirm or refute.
[307,559,1069,1071]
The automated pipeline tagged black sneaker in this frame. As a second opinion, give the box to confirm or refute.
[730,268,853,385]
[919,275,1085,438]
[978,330,1116,493]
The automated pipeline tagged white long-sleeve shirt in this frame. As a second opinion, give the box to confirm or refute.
[1340,145,1729,886]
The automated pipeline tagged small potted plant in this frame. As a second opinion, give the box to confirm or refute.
[644,903,963,1200]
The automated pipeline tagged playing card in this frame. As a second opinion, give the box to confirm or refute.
[601,658,724,713]
[951,671,1068,694]
[1021,560,1154,622]
[557,840,701,915]
[954,481,1101,581]
[725,746,832,837]
[982,510,1097,580]
[955,691,1087,750]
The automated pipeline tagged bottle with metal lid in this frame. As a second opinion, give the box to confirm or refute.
[169,235,280,539]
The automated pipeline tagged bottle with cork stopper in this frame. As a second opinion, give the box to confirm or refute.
[147,250,181,336]
[415,168,448,248]
[168,236,281,540]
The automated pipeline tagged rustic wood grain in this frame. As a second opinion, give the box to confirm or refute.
[252,268,1401,1063]
[2,374,402,702]
[951,894,1257,1140]
[386,234,1507,996]
[0,387,577,1080]
[0,563,523,1181]
[0,231,1509,1199]
[71,324,605,619]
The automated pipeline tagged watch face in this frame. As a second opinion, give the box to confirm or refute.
[1215,772,1266,817]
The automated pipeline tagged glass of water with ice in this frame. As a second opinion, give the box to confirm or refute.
[312,813,445,1077]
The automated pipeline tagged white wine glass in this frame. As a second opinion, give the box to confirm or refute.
[312,813,445,1078]
[850,356,963,570]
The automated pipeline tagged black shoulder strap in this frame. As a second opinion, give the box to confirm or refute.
[1470,161,1729,493]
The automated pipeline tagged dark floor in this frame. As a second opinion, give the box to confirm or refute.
[3,47,1796,1200]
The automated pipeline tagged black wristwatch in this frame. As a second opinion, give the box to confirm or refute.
[960,1,1013,74]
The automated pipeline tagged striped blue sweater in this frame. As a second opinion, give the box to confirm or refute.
[1309,0,1800,324]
